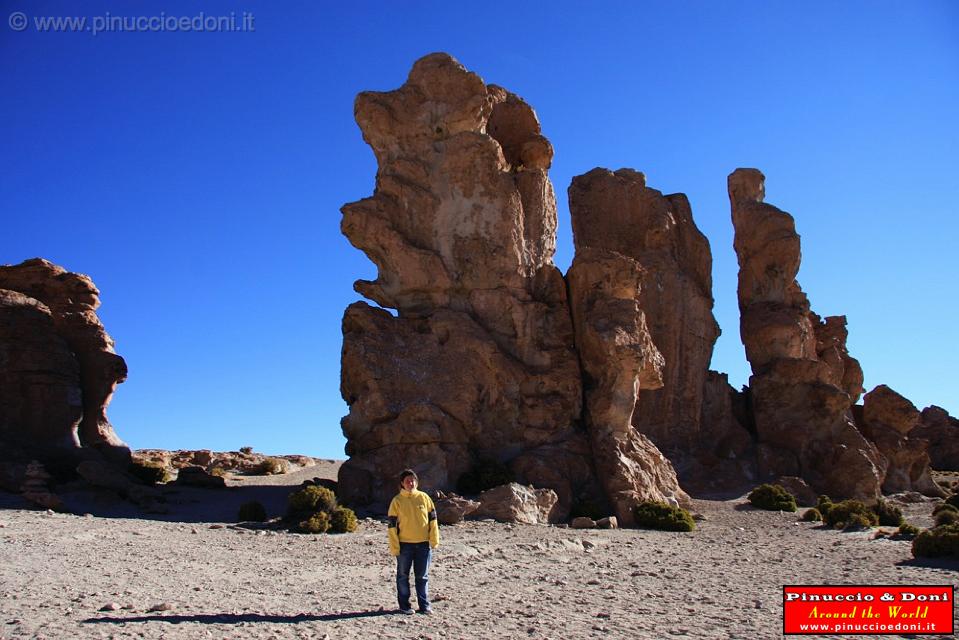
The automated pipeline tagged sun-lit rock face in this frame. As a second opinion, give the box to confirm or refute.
[338,54,687,515]
[729,169,883,501]
[858,385,942,496]
[568,168,753,491]
[338,53,594,513]
[0,258,129,464]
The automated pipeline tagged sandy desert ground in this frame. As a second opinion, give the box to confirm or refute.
[1,461,956,640]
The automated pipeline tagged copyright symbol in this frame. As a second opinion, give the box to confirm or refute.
[9,12,27,31]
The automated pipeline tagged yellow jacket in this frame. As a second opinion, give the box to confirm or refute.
[388,489,439,556]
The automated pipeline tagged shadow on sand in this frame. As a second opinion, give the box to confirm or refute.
[82,610,397,625]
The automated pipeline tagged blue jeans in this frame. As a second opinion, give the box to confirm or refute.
[396,541,431,610]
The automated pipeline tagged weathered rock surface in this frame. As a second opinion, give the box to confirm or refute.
[338,53,600,515]
[20,461,64,511]
[132,449,316,476]
[472,483,558,524]
[568,168,753,492]
[729,169,883,501]
[433,491,480,525]
[0,259,129,463]
[913,406,959,471]
[858,385,941,496]
[566,245,689,524]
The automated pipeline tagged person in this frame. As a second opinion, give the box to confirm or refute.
[388,469,439,615]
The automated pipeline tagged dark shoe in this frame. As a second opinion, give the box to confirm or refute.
[418,607,433,615]
[398,607,414,615]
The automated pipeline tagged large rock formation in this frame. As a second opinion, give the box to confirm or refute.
[0,259,129,464]
[567,246,689,524]
[339,53,596,513]
[568,168,753,490]
[338,54,686,516]
[913,406,959,471]
[729,169,884,501]
[858,385,941,496]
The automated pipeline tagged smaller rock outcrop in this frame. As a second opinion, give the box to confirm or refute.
[913,406,959,471]
[0,259,129,464]
[858,385,942,496]
[729,169,884,501]
[433,491,480,525]
[20,461,64,511]
[472,483,558,524]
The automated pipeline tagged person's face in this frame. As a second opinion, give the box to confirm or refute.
[401,475,417,491]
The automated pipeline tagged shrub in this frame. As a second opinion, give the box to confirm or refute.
[297,511,331,534]
[801,508,822,522]
[933,503,959,517]
[456,458,514,495]
[816,495,834,519]
[824,500,878,529]
[747,484,797,512]
[632,501,695,532]
[935,509,959,526]
[238,500,267,522]
[239,446,254,455]
[843,513,875,530]
[254,457,288,476]
[329,506,358,533]
[896,523,920,539]
[128,461,171,485]
[287,485,337,518]
[945,493,959,509]
[209,466,228,477]
[871,499,904,527]
[912,523,959,558]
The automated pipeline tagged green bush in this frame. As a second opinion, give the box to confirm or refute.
[871,499,904,527]
[128,461,171,485]
[896,523,920,539]
[824,500,878,529]
[932,503,958,517]
[238,500,267,522]
[912,523,959,558]
[297,511,331,534]
[816,495,834,519]
[287,485,337,518]
[747,484,797,512]
[801,508,822,522]
[945,494,959,509]
[935,509,959,526]
[843,513,875,530]
[329,506,358,533]
[632,501,695,532]
[457,458,514,495]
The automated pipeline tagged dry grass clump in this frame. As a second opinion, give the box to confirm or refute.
[287,485,356,534]
[632,501,695,532]
[912,523,959,558]
[747,484,797,512]
[237,500,267,522]
[128,461,171,485]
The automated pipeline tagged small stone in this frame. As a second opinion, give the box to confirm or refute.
[190,528,198,534]
[149,602,173,612]
[571,517,596,529]
[121,604,134,610]
[208,524,223,529]
[586,579,600,586]
[596,516,618,529]
[99,603,120,612]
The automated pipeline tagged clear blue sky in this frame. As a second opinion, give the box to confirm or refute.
[3,1,957,458]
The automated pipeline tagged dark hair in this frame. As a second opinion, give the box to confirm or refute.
[398,469,418,485]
